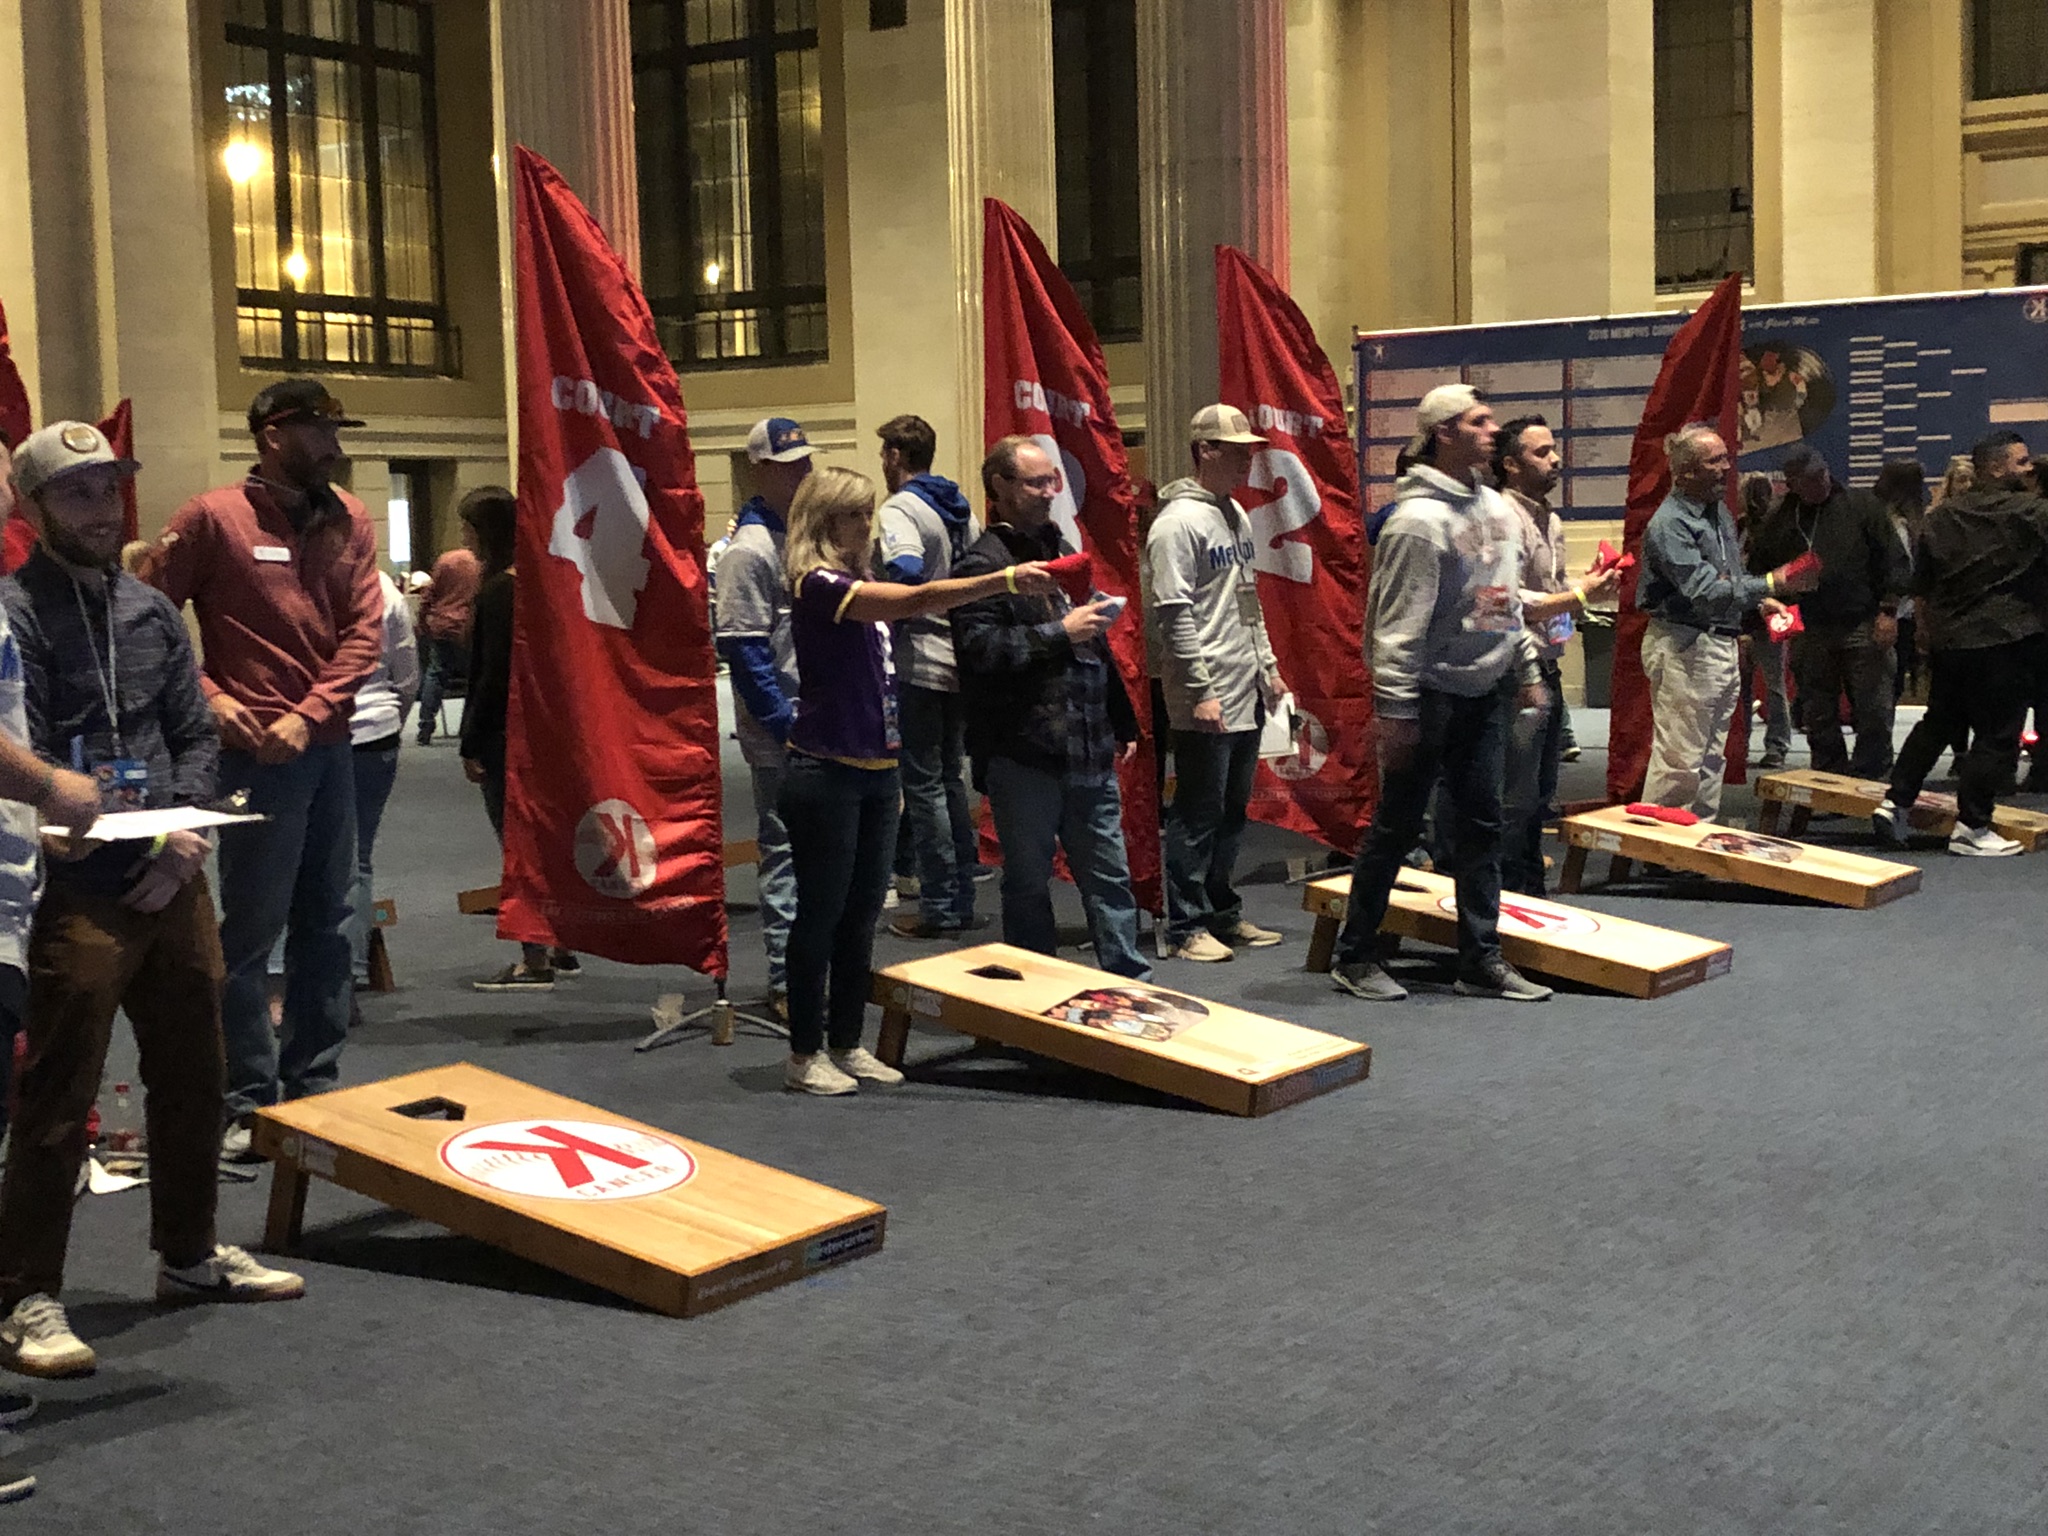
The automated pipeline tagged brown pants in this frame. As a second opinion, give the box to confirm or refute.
[0,873,227,1305]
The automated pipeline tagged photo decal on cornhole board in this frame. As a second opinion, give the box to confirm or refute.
[1697,830,1803,863]
[1043,986,1211,1043]
[439,1119,699,1202]
[1446,893,1601,937]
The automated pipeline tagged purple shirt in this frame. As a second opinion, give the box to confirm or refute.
[789,568,898,766]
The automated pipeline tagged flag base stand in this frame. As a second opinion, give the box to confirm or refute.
[636,980,788,1052]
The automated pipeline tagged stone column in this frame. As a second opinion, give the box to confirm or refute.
[843,0,1056,484]
[1135,0,1288,468]
[1773,0,1879,300]
[495,0,641,275]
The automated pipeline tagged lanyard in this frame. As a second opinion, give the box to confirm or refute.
[72,575,124,758]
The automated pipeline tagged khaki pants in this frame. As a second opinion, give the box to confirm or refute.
[1642,619,1741,822]
[0,874,226,1305]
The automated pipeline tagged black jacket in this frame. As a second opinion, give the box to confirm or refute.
[951,521,1137,783]
[1911,482,2048,651]
[458,567,514,765]
[1746,485,1909,628]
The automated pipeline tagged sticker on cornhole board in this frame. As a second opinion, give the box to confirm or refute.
[439,1119,698,1201]
[1697,830,1802,863]
[1042,985,1210,1043]
[1442,893,1600,937]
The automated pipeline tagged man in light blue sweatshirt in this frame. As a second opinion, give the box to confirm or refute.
[1331,385,1552,1004]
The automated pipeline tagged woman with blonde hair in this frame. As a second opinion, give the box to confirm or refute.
[1933,455,1974,506]
[777,465,1055,1095]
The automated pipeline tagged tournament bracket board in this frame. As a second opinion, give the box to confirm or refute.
[1754,768,2048,851]
[870,943,1369,1116]
[1299,866,1732,999]
[1557,805,1920,908]
[252,1064,884,1316]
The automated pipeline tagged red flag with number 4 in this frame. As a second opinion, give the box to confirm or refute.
[1215,245,1376,852]
[983,198,1161,909]
[501,146,726,974]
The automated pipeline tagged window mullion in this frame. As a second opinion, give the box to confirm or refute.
[359,0,391,368]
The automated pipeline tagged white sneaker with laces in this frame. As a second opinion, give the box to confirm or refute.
[1949,824,2023,857]
[1169,931,1234,963]
[829,1047,905,1085]
[784,1053,859,1096]
[0,1294,95,1378]
[157,1244,306,1303]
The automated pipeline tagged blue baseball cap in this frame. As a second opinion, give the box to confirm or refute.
[745,416,816,464]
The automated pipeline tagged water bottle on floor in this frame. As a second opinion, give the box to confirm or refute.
[99,1080,145,1156]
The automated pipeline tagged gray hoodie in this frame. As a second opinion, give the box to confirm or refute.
[1144,477,1279,732]
[1367,465,1540,719]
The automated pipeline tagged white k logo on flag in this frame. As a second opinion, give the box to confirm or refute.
[549,446,652,629]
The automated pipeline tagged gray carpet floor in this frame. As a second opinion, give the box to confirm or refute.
[9,709,2047,1533]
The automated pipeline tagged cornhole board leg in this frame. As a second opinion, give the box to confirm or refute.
[1756,801,1783,835]
[265,1163,309,1252]
[872,943,1367,1116]
[1304,914,1339,974]
[1609,854,1633,884]
[1558,843,1588,894]
[876,1005,913,1069]
[1786,806,1813,837]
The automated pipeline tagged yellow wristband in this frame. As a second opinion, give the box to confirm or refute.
[1766,572,1777,596]
[148,833,168,859]
[1569,585,1586,607]
[1005,566,1018,595]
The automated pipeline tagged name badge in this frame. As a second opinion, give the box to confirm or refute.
[92,758,150,811]
[253,545,292,563]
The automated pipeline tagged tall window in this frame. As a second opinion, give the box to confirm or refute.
[1973,0,2048,100]
[633,0,828,368]
[1653,0,1753,293]
[1052,0,1141,342]
[223,0,454,375]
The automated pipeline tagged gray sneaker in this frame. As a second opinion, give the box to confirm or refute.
[1872,800,1908,847]
[1331,960,1408,1001]
[1454,960,1553,1001]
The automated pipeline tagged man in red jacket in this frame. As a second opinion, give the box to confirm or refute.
[145,379,381,1158]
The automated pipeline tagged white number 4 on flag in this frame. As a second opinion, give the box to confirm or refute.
[549,446,652,629]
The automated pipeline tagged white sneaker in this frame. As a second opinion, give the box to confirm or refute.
[881,887,900,910]
[829,1047,905,1086]
[218,1124,264,1164]
[1949,824,2023,858]
[156,1244,306,1303]
[1169,931,1234,963]
[893,873,921,899]
[0,1294,95,1378]
[784,1053,859,1096]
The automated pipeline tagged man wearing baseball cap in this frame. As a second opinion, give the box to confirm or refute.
[1143,403,1286,963]
[713,416,815,1014]
[1330,383,1552,1004]
[0,423,305,1377]
[143,378,381,1156]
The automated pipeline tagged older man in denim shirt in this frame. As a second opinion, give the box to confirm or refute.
[1638,424,1815,819]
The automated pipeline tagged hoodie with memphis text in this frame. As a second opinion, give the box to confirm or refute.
[1367,464,1540,719]
[1144,477,1279,733]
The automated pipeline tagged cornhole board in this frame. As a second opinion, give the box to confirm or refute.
[1557,805,1920,908]
[1299,868,1732,999]
[1754,768,2048,850]
[252,1063,885,1317]
[457,841,762,915]
[870,942,1368,1116]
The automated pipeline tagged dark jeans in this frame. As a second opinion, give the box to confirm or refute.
[1501,659,1564,895]
[1889,638,2042,829]
[1164,726,1261,942]
[350,738,400,981]
[1792,622,1896,777]
[417,635,469,743]
[898,684,977,927]
[779,754,899,1056]
[479,750,551,972]
[0,875,224,1304]
[1337,680,1513,973]
[0,967,20,1147]
[217,743,356,1120]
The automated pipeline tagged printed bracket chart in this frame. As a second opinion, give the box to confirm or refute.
[1299,867,1731,998]
[1557,805,1920,908]
[871,942,1369,1116]
[1754,768,2048,850]
[253,1063,884,1316]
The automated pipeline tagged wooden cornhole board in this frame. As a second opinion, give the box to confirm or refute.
[1299,867,1732,999]
[252,1063,885,1317]
[457,840,762,916]
[1557,804,1920,909]
[1754,768,2048,849]
[870,942,1368,1116]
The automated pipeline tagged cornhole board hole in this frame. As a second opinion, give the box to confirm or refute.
[456,842,761,917]
[1557,805,1920,909]
[1754,768,2048,850]
[870,942,1368,1116]
[252,1063,885,1317]
[1299,867,1732,999]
